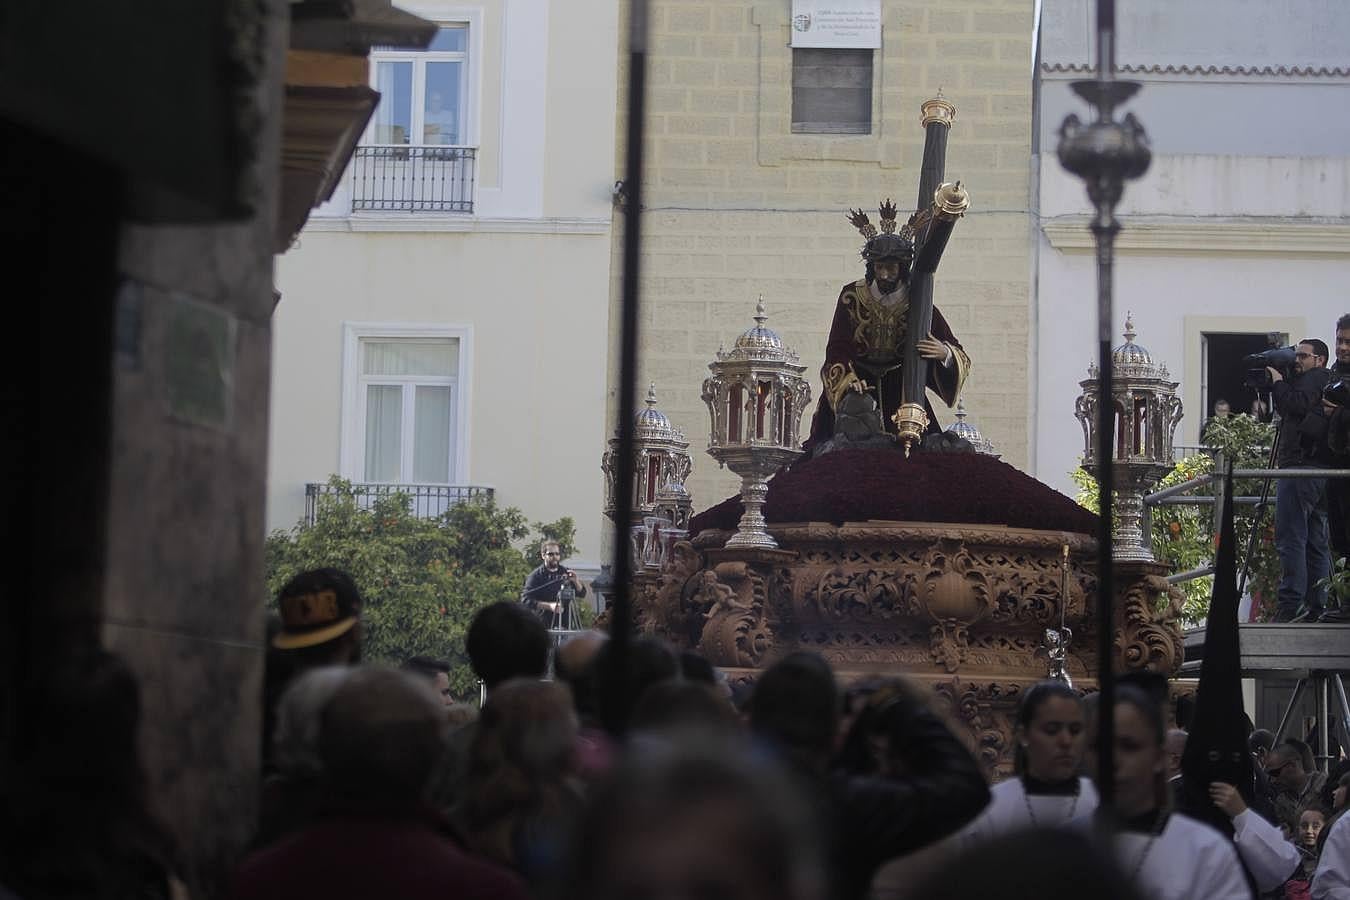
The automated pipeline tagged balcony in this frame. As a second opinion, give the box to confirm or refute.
[351,144,476,213]
[304,482,493,524]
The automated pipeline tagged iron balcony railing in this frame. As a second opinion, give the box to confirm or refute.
[304,482,493,525]
[351,145,476,213]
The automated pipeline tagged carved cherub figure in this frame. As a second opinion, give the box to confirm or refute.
[695,570,750,619]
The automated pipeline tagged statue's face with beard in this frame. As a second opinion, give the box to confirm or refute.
[872,257,911,294]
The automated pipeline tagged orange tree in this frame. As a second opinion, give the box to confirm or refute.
[1070,413,1280,625]
[264,476,578,697]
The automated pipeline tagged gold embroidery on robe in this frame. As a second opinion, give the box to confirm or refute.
[841,279,910,359]
[822,362,862,410]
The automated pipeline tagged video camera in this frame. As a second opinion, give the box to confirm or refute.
[1242,345,1298,391]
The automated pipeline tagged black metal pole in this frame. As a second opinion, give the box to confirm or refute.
[1090,0,1120,816]
[1056,0,1150,818]
[603,0,649,737]
[1092,203,1117,813]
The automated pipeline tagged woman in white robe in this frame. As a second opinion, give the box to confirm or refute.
[1209,781,1300,894]
[1100,685,1253,900]
[962,680,1099,846]
[1313,810,1350,899]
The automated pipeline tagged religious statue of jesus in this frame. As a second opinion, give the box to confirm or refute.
[805,95,972,456]
[804,199,970,452]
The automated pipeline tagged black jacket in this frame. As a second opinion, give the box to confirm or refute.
[811,695,991,900]
[1272,366,1331,468]
[519,565,584,608]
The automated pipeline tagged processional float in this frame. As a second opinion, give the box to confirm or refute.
[604,1,1184,782]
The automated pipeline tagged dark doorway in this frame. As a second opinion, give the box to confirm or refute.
[1204,332,1286,423]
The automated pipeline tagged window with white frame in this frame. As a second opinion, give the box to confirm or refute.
[370,26,471,147]
[342,326,471,485]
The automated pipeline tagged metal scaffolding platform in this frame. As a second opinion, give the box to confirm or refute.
[1182,623,1350,678]
[1181,623,1350,772]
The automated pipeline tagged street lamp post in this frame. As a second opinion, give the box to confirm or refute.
[1055,0,1152,815]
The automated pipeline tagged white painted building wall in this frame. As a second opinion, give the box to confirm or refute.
[1031,0,1350,497]
[268,0,620,571]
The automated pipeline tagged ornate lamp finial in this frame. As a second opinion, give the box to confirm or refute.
[602,382,694,567]
[703,298,811,549]
[1075,314,1182,561]
[920,94,957,128]
[945,397,998,456]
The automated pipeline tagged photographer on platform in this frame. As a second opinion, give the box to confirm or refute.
[1269,338,1333,622]
[1326,317,1350,553]
[1319,315,1350,622]
[520,540,586,627]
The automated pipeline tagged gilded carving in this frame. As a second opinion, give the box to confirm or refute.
[618,519,1182,775]
[931,679,1022,779]
[812,567,920,621]
[929,620,971,673]
[1115,571,1185,675]
[919,540,994,624]
[633,540,706,642]
[696,566,774,669]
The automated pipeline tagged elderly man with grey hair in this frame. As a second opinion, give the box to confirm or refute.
[251,666,352,850]
[231,667,527,900]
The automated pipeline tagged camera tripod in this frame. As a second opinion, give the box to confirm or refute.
[1235,424,1279,607]
[1273,670,1350,774]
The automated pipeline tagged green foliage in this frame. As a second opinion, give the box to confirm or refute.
[1201,414,1282,619]
[1069,413,1282,625]
[264,476,581,698]
[1150,453,1217,622]
[530,518,578,563]
[1315,555,1350,608]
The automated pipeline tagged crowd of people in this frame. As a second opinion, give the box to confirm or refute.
[3,564,1348,900]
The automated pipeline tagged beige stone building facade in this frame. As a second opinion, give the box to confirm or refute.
[609,0,1037,522]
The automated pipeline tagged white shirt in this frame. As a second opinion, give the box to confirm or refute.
[962,776,1099,847]
[1232,808,1300,892]
[1108,813,1251,900]
[1315,812,1350,899]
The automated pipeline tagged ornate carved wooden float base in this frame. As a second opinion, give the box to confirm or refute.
[626,449,1185,778]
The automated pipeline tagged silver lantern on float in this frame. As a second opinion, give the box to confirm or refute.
[1074,314,1183,561]
[701,297,811,549]
[601,384,693,570]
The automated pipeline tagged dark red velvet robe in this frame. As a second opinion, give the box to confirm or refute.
[805,278,968,449]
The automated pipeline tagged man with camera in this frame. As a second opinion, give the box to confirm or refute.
[1268,338,1333,623]
[1326,317,1350,549]
[520,540,586,628]
[1319,316,1350,622]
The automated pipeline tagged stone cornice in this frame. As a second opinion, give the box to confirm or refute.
[1042,62,1350,78]
[1043,217,1350,256]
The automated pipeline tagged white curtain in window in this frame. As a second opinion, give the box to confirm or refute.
[413,385,452,483]
[373,62,412,144]
[363,340,457,376]
[364,385,402,481]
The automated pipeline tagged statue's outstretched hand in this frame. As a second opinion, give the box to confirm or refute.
[917,336,948,360]
[850,379,871,393]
